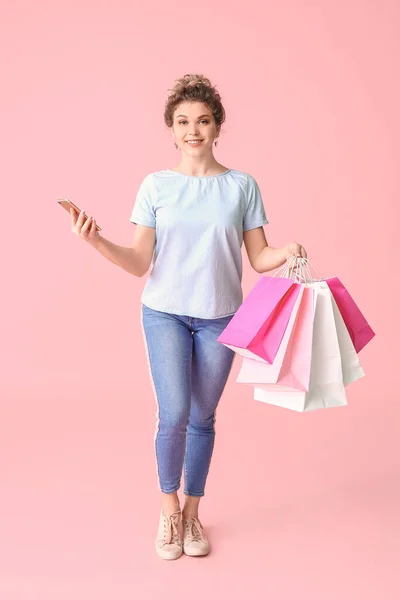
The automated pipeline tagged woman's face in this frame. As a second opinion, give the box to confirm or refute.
[171,101,219,155]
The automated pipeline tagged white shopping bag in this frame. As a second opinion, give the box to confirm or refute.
[254,281,364,412]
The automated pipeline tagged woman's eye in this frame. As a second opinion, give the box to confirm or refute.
[178,120,209,125]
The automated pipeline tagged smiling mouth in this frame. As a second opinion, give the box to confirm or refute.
[186,140,204,144]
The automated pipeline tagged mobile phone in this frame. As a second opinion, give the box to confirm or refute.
[58,198,102,231]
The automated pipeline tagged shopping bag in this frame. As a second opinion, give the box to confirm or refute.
[325,277,375,353]
[331,294,365,386]
[254,282,363,412]
[236,286,315,391]
[217,277,301,363]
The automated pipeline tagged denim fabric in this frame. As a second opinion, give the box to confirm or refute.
[141,303,235,497]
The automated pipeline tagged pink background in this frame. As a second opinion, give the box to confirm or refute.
[1,0,398,598]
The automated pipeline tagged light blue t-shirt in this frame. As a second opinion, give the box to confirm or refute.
[130,168,268,319]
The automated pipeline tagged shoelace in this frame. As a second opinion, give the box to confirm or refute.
[184,517,204,543]
[163,512,181,546]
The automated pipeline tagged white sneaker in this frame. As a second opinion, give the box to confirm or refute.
[183,516,209,556]
[155,510,183,560]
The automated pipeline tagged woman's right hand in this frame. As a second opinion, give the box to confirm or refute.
[70,208,100,247]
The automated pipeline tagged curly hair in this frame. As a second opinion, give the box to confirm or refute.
[164,73,226,132]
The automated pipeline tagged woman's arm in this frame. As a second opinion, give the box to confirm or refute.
[70,208,156,277]
[243,227,307,274]
[92,224,156,278]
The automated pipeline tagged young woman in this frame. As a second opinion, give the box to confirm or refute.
[70,74,307,560]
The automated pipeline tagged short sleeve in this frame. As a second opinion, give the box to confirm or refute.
[130,174,156,228]
[243,174,269,232]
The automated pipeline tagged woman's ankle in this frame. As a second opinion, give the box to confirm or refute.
[182,496,201,520]
[161,492,180,516]
[182,510,199,520]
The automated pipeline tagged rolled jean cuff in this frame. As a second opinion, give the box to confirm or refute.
[161,486,180,494]
[184,490,205,497]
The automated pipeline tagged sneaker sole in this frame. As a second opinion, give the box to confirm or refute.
[155,543,183,560]
[183,546,209,557]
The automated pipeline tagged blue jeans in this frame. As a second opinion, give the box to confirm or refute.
[141,304,235,497]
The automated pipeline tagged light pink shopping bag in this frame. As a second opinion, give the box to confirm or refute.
[237,286,314,391]
[217,277,301,364]
[325,277,375,353]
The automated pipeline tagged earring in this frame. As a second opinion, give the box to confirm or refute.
[215,139,218,147]
[174,143,178,149]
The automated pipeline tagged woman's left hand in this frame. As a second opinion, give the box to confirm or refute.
[284,242,307,260]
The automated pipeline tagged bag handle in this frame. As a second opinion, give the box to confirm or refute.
[273,256,322,284]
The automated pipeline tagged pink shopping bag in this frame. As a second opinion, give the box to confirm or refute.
[325,277,375,353]
[237,286,314,391]
[217,277,301,364]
